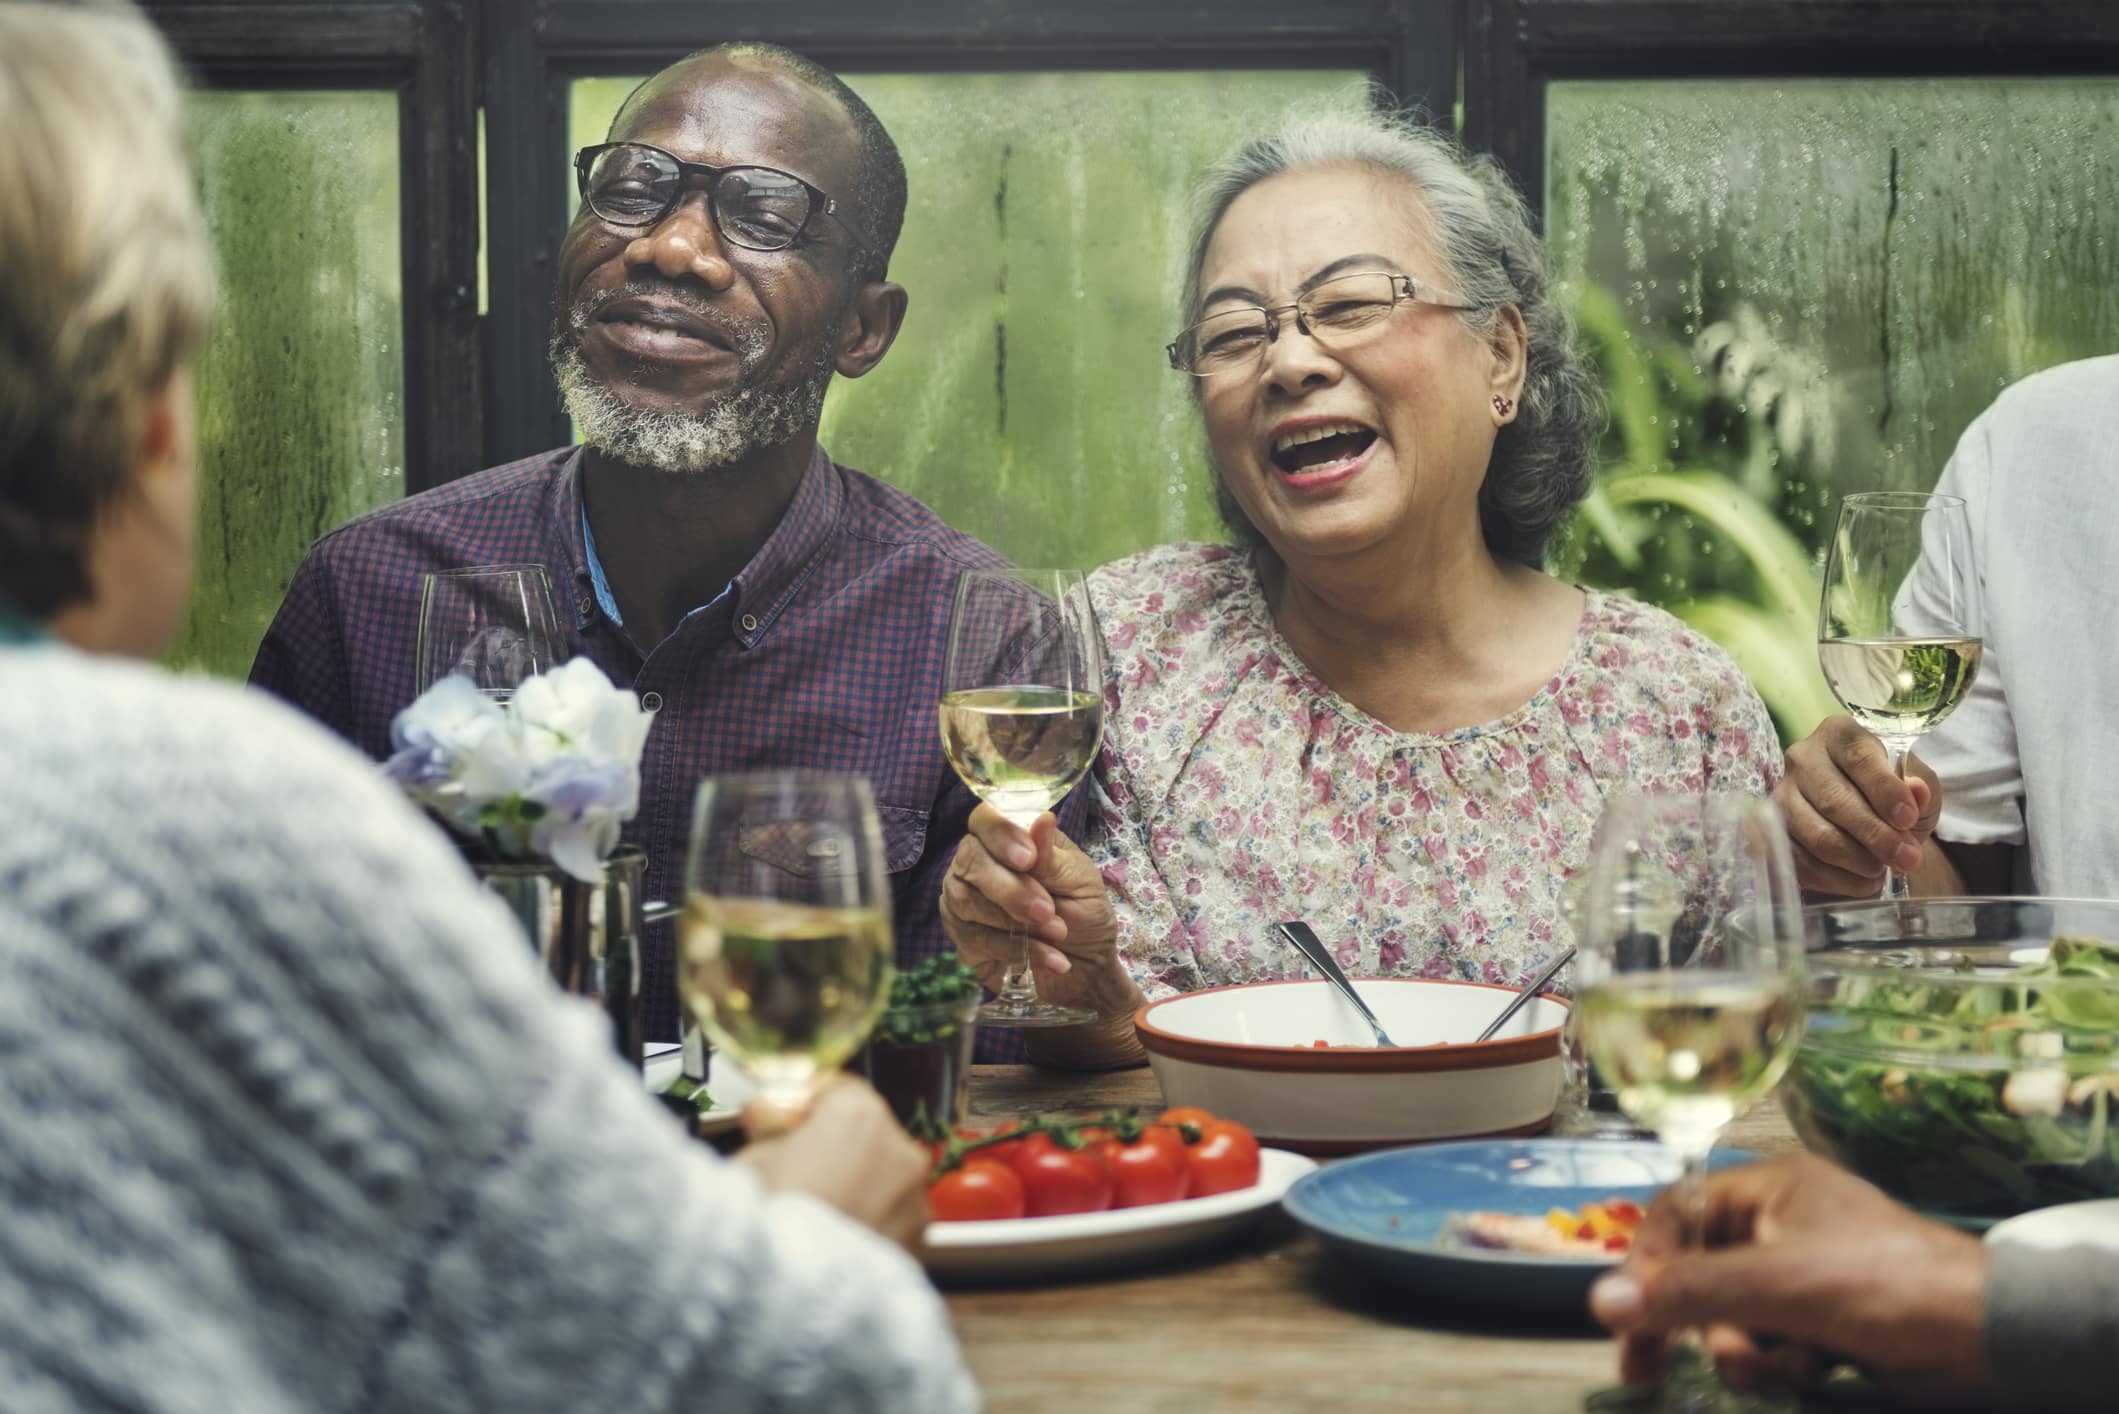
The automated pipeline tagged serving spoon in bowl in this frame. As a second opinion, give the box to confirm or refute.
[1274,921,1397,1047]
[1474,945,1575,1042]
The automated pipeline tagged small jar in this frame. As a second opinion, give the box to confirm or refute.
[854,994,982,1137]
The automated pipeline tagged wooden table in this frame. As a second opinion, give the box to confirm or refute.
[946,1065,1873,1414]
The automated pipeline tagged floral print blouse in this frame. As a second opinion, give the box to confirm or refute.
[1084,542,1782,1001]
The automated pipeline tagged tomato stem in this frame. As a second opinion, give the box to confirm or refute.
[928,1108,1190,1179]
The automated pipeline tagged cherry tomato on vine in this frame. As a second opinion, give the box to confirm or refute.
[1184,1119,1262,1197]
[973,1120,1031,1168]
[927,1159,1026,1222]
[926,1126,984,1167]
[1004,1132,1116,1216]
[1157,1106,1219,1138]
[1086,1126,1190,1208]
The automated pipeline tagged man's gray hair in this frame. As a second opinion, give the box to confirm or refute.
[1182,103,1604,566]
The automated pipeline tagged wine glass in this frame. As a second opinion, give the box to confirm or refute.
[679,771,895,1110]
[416,564,565,698]
[1817,492,1983,898]
[941,568,1106,1027]
[1553,870,1648,1139]
[1575,792,1807,1414]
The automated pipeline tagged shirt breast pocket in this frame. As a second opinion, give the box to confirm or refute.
[735,804,929,880]
[876,804,931,877]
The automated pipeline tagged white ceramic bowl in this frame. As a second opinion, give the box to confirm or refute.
[1134,979,1568,1153]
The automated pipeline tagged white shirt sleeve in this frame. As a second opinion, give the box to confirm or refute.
[1908,413,2028,847]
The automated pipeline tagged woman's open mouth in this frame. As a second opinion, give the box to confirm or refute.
[1268,419,1379,488]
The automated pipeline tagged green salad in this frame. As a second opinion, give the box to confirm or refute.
[1788,935,2119,1219]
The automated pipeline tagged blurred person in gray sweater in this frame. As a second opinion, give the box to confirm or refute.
[0,4,974,1410]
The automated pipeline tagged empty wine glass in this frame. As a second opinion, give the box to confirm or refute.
[1817,492,1983,898]
[416,564,565,699]
[941,568,1105,1027]
[1576,792,1807,1414]
[679,772,894,1110]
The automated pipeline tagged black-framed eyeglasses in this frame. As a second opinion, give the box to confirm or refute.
[573,141,865,254]
[1166,271,1472,378]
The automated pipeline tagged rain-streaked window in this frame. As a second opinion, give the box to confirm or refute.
[178,91,405,678]
[1546,79,2119,740]
[570,71,1362,571]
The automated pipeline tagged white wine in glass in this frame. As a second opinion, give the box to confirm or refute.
[1817,491,1983,899]
[1576,793,1806,1414]
[679,773,894,1108]
[941,569,1105,1027]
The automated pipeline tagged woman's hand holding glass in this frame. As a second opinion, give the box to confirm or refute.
[737,1075,933,1254]
[939,804,1136,1022]
[940,569,1106,1026]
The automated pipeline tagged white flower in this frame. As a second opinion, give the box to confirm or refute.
[385,660,653,882]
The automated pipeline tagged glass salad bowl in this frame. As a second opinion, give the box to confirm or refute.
[1786,896,2119,1224]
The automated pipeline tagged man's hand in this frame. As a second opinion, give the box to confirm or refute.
[1590,1154,1989,1399]
[1776,715,1942,896]
[737,1078,930,1253]
[938,804,1132,1016]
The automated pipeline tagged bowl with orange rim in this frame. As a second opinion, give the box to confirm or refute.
[1133,979,1569,1154]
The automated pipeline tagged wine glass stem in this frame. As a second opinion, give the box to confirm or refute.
[996,810,1042,1014]
[1668,1147,1716,1410]
[1883,739,1914,900]
[996,924,1040,1013]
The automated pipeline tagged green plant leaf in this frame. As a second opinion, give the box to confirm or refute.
[1602,469,1822,629]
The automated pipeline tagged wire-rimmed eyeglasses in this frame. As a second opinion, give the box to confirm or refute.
[574,141,869,255]
[1166,271,1472,378]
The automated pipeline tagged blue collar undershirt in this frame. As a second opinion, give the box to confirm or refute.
[579,505,731,632]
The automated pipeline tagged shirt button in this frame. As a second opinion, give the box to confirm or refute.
[740,613,759,633]
[640,691,664,713]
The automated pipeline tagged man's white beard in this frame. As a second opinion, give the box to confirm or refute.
[549,297,836,475]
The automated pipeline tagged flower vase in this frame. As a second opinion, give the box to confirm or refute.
[474,845,646,1069]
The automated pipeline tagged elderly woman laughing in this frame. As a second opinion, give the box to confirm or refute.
[942,106,1780,1068]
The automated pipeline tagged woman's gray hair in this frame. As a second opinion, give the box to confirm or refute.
[0,0,214,618]
[1181,103,1604,566]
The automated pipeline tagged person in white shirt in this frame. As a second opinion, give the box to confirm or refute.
[1776,355,2119,898]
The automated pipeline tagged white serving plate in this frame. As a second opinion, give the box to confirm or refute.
[923,1147,1317,1283]
[644,1046,754,1138]
[1987,1199,2119,1254]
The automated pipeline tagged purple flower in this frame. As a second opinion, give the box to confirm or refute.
[385,660,652,881]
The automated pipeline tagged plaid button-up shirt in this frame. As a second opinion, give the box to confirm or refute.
[253,445,1076,1057]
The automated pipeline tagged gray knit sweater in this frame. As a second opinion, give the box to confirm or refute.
[0,641,978,1413]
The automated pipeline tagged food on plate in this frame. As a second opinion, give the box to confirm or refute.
[1307,1038,1442,1048]
[1788,934,2119,1217]
[1441,1198,1643,1256]
[926,1107,1264,1222]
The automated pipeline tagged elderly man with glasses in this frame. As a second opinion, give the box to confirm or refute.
[254,43,1074,1055]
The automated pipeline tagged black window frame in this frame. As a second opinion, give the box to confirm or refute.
[143,0,481,495]
[1465,0,2119,215]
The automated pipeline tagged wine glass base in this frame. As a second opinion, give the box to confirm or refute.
[1583,1345,1798,1414]
[977,999,1099,1028]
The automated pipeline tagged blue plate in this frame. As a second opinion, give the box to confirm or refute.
[1282,1138,1760,1312]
